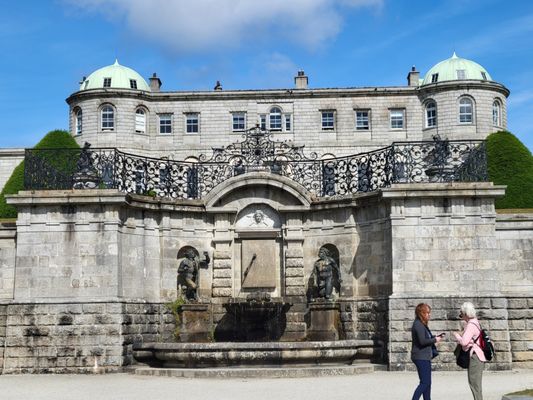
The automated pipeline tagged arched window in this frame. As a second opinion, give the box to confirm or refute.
[101,104,115,130]
[492,100,501,126]
[135,107,146,133]
[425,101,437,128]
[75,108,82,135]
[459,97,473,124]
[269,107,282,131]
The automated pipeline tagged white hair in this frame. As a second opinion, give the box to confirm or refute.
[460,302,477,318]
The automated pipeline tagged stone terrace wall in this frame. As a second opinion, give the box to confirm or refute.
[1,301,174,374]
[496,212,533,368]
[388,296,512,371]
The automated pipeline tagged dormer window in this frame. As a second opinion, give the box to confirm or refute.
[481,72,487,80]
[130,79,137,89]
[103,77,112,88]
[456,69,466,79]
[431,73,439,83]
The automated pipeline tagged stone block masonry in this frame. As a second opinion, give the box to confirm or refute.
[0,301,174,374]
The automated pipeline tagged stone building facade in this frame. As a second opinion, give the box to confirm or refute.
[0,54,532,374]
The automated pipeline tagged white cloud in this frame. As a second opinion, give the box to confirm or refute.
[62,0,382,53]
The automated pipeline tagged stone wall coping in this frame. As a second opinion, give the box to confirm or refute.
[496,213,533,230]
[381,182,506,199]
[6,189,127,206]
[0,148,25,156]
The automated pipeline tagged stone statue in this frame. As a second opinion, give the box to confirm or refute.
[312,248,342,300]
[177,249,210,301]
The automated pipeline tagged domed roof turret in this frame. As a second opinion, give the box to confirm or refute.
[79,60,150,91]
[422,53,492,85]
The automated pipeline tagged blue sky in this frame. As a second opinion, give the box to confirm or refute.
[1,0,532,151]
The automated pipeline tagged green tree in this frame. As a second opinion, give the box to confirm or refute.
[0,130,80,218]
[486,131,533,209]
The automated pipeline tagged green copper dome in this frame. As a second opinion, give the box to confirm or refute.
[422,53,492,85]
[80,60,150,91]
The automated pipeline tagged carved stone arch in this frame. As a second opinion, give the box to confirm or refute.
[204,172,312,209]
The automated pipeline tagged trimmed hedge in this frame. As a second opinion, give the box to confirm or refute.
[0,130,80,218]
[486,131,533,209]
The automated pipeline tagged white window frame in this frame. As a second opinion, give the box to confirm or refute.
[492,100,501,126]
[431,73,439,83]
[259,114,267,130]
[75,108,82,135]
[390,109,405,129]
[456,69,466,79]
[284,114,292,131]
[232,112,246,132]
[159,114,172,134]
[186,113,199,134]
[135,108,146,133]
[459,97,473,124]
[101,105,114,130]
[425,102,437,128]
[103,77,112,88]
[355,109,370,130]
[269,107,282,131]
[130,79,137,89]
[321,110,335,130]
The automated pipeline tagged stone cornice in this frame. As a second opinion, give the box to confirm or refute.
[417,80,510,98]
[66,86,421,105]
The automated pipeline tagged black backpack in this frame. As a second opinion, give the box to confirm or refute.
[476,326,495,361]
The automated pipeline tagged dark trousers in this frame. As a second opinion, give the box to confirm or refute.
[412,359,432,400]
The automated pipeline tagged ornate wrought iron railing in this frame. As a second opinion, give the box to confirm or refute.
[23,128,487,200]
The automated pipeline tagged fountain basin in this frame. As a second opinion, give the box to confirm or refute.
[133,340,379,368]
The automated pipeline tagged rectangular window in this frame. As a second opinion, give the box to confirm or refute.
[259,114,266,130]
[481,72,487,80]
[232,112,246,131]
[284,114,291,131]
[130,79,137,89]
[431,73,439,83]
[355,110,370,130]
[456,69,466,79]
[321,111,335,130]
[390,109,405,129]
[159,114,172,134]
[103,77,112,88]
[186,113,199,133]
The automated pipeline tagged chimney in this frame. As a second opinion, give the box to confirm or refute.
[149,73,162,92]
[407,66,420,87]
[294,70,308,89]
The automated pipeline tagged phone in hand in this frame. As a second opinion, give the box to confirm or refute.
[437,332,446,337]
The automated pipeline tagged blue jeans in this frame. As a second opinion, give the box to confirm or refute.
[412,359,432,400]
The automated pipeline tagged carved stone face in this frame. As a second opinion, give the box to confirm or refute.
[253,211,264,223]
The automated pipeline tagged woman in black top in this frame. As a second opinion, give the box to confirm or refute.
[411,303,444,400]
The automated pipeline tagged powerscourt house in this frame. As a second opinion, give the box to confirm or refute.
[0,53,531,374]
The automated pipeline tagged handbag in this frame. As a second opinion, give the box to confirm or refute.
[431,343,439,359]
[454,344,470,368]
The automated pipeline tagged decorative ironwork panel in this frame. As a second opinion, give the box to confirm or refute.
[23,134,488,200]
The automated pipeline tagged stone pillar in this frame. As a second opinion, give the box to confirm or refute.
[283,212,306,340]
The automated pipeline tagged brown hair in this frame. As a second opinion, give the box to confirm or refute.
[415,303,431,325]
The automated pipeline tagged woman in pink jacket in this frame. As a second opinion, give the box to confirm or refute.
[454,302,487,400]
